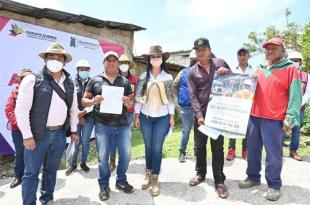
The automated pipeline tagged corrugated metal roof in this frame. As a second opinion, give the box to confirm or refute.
[0,0,145,31]
[133,56,184,72]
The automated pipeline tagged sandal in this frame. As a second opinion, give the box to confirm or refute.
[189,175,205,186]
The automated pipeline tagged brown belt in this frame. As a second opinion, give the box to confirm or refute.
[46,125,63,131]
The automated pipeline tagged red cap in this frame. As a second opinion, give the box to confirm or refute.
[262,38,285,48]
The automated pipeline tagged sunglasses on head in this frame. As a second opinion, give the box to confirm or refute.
[150,55,162,59]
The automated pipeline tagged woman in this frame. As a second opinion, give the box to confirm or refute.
[134,45,174,196]
[5,68,32,188]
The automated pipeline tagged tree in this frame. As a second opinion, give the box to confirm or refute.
[244,9,310,71]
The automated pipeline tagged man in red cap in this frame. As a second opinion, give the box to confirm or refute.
[238,38,302,201]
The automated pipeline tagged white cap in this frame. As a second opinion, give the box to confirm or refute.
[189,49,196,59]
[76,60,91,68]
[103,51,119,61]
[288,51,303,61]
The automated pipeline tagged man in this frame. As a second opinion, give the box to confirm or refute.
[287,51,309,161]
[109,54,137,172]
[82,51,134,201]
[66,60,94,175]
[173,49,197,162]
[226,47,254,161]
[239,38,301,201]
[15,42,79,205]
[188,37,230,199]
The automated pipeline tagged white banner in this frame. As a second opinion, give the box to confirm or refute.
[0,16,122,153]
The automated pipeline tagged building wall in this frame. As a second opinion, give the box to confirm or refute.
[0,10,135,58]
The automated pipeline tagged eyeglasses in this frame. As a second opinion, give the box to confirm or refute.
[150,55,162,59]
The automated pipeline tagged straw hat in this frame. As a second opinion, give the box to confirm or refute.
[143,45,170,61]
[39,42,72,63]
[119,54,136,69]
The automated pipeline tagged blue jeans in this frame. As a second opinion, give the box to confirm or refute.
[95,123,131,188]
[140,113,170,174]
[12,131,25,180]
[72,117,94,165]
[179,106,194,151]
[22,130,66,205]
[110,112,134,157]
[247,116,283,190]
[290,109,304,151]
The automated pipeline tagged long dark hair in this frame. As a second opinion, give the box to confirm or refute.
[141,58,170,96]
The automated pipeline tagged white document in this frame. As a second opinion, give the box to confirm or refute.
[100,85,124,114]
[198,125,220,140]
[65,141,75,163]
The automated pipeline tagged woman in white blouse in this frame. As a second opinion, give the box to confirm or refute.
[134,45,175,196]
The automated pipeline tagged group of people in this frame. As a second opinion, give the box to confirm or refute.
[4,36,308,204]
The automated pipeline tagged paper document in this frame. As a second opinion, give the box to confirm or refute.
[65,141,75,163]
[100,85,124,114]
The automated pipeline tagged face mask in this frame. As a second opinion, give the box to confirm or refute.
[79,71,90,79]
[119,64,129,73]
[150,58,163,67]
[46,60,63,73]
[293,62,300,68]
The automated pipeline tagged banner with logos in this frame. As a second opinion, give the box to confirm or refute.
[0,16,124,155]
[198,73,257,139]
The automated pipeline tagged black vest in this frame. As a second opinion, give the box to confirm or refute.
[30,67,74,140]
[74,76,92,118]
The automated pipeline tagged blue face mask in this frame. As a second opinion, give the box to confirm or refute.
[79,71,90,79]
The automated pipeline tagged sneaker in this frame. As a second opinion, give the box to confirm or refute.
[226,148,235,161]
[116,181,134,193]
[65,165,77,176]
[99,186,110,201]
[241,148,247,160]
[238,178,261,189]
[80,163,90,172]
[9,178,22,189]
[178,150,186,163]
[215,183,229,199]
[289,150,303,161]
[265,188,281,201]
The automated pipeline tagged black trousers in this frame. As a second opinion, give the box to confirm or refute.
[228,138,247,149]
[193,118,226,185]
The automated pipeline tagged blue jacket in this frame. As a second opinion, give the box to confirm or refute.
[178,67,191,106]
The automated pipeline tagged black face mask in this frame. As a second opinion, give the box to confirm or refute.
[189,59,197,67]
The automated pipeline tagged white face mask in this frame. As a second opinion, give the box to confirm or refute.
[150,58,162,67]
[46,60,63,73]
[119,64,129,73]
[293,62,300,68]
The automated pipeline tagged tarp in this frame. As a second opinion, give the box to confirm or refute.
[0,16,124,155]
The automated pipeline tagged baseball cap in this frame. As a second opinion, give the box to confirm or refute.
[103,51,119,61]
[193,38,210,49]
[262,38,285,48]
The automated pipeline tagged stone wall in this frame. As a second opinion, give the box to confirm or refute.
[0,10,135,58]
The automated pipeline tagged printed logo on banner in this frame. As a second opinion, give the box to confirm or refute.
[9,23,24,36]
[70,36,100,50]
[25,30,57,42]
[70,37,77,47]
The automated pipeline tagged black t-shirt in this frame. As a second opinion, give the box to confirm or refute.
[86,73,132,126]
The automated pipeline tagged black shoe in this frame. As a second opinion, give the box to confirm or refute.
[99,186,110,201]
[65,165,77,176]
[116,181,134,193]
[10,178,22,188]
[80,163,90,173]
[178,150,186,163]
